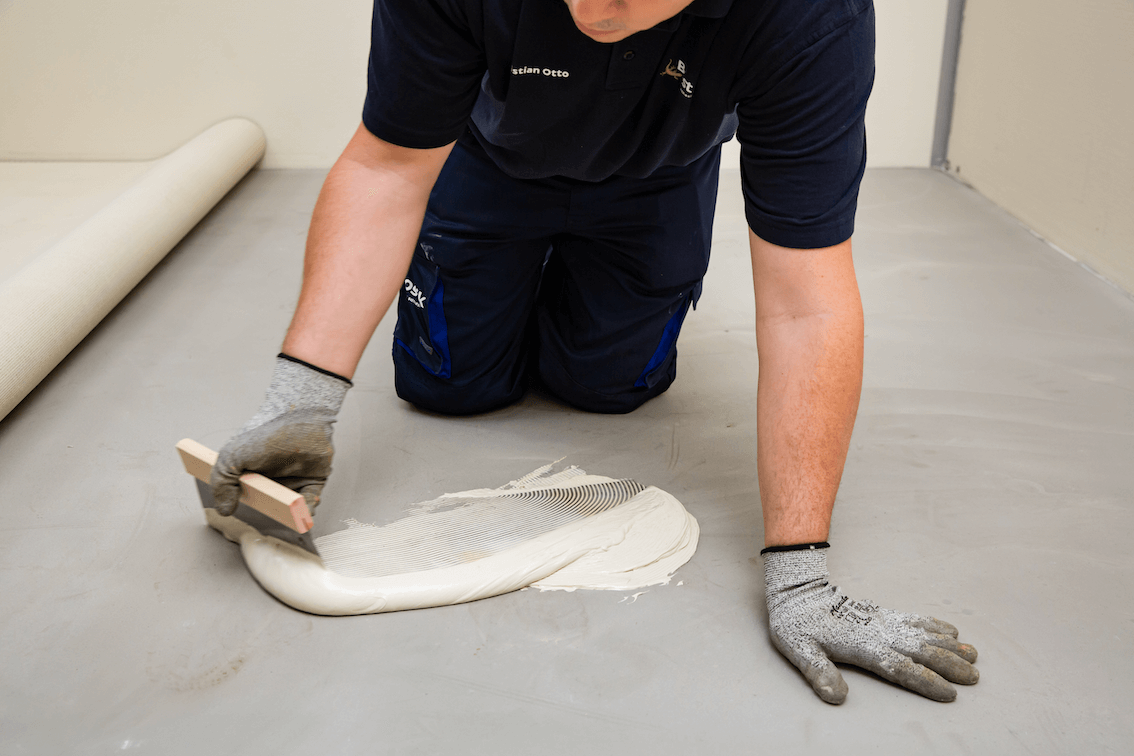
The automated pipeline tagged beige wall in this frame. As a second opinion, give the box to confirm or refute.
[948,0,1134,293]
[865,0,949,167]
[0,0,371,167]
[1,0,947,169]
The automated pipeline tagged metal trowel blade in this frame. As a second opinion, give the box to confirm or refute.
[194,478,321,557]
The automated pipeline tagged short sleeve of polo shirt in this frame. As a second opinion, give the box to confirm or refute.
[362,0,486,149]
[736,2,875,250]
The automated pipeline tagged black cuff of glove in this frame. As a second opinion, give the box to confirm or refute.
[278,353,353,386]
[760,541,830,556]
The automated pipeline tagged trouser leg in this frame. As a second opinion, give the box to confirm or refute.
[535,146,721,413]
[392,137,562,415]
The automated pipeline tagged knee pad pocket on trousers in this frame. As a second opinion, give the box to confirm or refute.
[394,255,451,378]
[634,282,700,389]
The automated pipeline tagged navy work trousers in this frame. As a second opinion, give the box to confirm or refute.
[393,133,721,415]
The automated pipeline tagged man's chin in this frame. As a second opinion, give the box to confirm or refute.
[575,22,631,42]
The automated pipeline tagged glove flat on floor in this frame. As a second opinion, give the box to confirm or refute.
[763,545,978,704]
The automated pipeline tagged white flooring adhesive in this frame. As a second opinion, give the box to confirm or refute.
[205,466,700,616]
[0,118,265,421]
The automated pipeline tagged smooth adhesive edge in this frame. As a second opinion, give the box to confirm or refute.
[206,485,695,616]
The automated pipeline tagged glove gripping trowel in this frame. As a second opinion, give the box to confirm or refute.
[176,438,321,557]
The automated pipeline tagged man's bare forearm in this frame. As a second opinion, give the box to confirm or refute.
[750,230,864,547]
[282,123,455,379]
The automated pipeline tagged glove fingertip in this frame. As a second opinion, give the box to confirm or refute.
[931,683,958,703]
[212,485,240,517]
[900,660,959,702]
[772,634,849,704]
[812,667,849,705]
[798,654,848,705]
[298,483,323,513]
[816,681,848,704]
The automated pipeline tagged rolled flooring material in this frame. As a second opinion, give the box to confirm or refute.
[0,161,152,280]
[0,118,265,420]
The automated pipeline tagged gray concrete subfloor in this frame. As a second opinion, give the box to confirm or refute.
[2,166,1132,754]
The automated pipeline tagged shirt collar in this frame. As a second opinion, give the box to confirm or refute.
[651,0,734,33]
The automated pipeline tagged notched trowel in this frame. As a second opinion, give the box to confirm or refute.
[175,438,321,558]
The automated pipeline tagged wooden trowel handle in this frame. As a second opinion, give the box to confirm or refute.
[175,438,315,534]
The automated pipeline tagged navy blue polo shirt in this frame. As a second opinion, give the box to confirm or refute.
[362,0,875,250]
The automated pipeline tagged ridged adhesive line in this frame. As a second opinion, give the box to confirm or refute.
[317,479,645,578]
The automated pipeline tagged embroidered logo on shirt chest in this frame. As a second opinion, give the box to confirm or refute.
[661,59,694,99]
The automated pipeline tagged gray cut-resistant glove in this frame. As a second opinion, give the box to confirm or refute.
[762,544,979,704]
[210,354,351,516]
